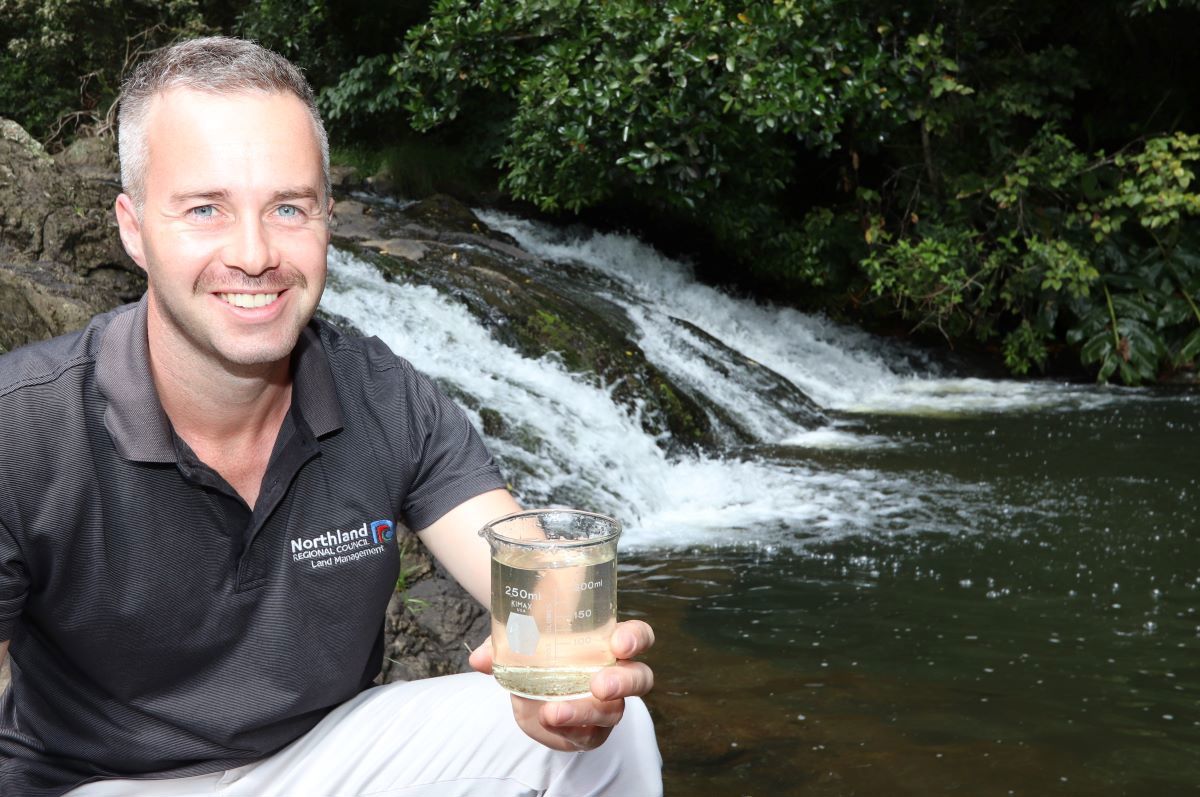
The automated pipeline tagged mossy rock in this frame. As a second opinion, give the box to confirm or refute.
[326,194,804,453]
[409,242,719,451]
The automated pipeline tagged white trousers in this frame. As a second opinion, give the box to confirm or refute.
[67,672,662,797]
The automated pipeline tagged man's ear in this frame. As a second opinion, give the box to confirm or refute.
[114,193,148,271]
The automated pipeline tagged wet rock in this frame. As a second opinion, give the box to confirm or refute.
[53,134,119,181]
[332,196,722,453]
[670,316,827,431]
[0,119,143,352]
[366,169,398,197]
[479,407,508,438]
[378,529,490,683]
[329,163,362,192]
[402,193,510,241]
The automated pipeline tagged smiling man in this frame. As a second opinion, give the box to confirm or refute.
[0,37,661,797]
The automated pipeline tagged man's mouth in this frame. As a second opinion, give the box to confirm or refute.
[217,292,280,309]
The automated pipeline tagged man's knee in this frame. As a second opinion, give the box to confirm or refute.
[613,696,657,750]
[579,696,662,796]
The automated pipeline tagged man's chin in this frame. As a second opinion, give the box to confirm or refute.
[209,308,313,367]
[212,333,304,372]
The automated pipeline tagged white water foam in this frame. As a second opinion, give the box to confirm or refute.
[780,428,893,450]
[321,248,971,548]
[474,211,1125,417]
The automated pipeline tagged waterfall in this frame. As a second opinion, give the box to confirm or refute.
[476,211,1124,417]
[319,214,1123,548]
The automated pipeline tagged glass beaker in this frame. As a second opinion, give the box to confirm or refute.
[479,509,621,700]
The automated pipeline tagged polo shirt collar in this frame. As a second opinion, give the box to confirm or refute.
[292,317,343,439]
[96,294,344,463]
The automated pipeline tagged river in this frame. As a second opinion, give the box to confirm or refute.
[320,209,1198,796]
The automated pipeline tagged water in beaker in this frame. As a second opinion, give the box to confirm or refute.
[480,509,621,700]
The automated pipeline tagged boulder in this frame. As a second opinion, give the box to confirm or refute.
[0,119,143,353]
[53,134,120,181]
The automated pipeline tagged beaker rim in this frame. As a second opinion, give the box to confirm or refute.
[478,508,622,547]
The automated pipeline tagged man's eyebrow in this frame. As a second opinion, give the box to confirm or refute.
[168,189,230,205]
[165,188,323,205]
[271,187,322,204]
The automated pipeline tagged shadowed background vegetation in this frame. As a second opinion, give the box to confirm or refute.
[3,0,1199,383]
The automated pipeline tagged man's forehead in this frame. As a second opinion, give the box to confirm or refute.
[140,86,323,195]
[146,85,304,119]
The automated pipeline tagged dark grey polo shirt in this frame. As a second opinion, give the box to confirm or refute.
[0,297,507,796]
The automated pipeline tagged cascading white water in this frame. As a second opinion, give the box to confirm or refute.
[320,210,1138,546]
[475,211,1125,417]
[321,248,962,548]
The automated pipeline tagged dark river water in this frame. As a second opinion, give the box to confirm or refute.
[324,215,1197,796]
[625,391,1199,796]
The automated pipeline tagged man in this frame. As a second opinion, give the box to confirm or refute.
[0,36,661,796]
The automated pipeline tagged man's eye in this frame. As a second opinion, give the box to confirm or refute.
[277,205,301,218]
[189,205,216,219]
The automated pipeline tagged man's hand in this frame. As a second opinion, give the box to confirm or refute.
[469,620,656,752]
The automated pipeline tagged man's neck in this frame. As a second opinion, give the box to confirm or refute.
[151,344,292,446]
[146,313,293,507]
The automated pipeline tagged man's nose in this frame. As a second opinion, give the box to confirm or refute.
[222,216,278,275]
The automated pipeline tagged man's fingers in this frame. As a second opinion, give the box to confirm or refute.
[610,619,655,659]
[534,661,653,733]
[468,636,494,674]
[540,724,614,752]
[510,695,615,752]
[591,660,654,701]
[542,697,625,729]
[498,622,656,753]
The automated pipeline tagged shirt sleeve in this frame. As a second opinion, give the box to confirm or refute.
[0,514,29,641]
[397,362,508,531]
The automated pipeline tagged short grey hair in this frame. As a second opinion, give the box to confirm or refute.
[118,36,330,213]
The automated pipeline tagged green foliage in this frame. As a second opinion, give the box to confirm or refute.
[395,0,940,215]
[1,0,213,143]
[1130,0,1200,13]
[861,129,1200,382]
[6,0,1200,385]
[861,224,980,336]
[0,0,430,146]
[391,0,1200,384]
[320,54,404,130]
[333,137,494,198]
[1087,133,1200,234]
[1065,234,1200,381]
[237,0,432,142]
[236,0,335,81]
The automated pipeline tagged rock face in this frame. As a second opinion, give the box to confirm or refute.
[0,119,144,353]
[378,530,491,683]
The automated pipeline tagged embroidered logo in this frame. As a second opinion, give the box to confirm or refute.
[290,519,395,570]
[369,519,396,545]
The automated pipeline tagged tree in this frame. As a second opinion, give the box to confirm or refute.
[391,0,1200,383]
[0,0,219,144]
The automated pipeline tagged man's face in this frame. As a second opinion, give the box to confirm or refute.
[116,87,329,371]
